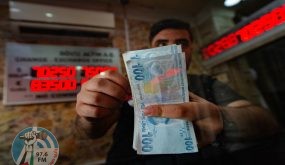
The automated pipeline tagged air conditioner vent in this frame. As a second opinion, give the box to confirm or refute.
[19,26,110,38]
[9,1,115,38]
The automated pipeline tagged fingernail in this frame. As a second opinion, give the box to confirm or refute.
[144,108,152,116]
[99,71,106,76]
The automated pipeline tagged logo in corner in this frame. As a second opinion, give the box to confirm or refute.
[11,127,59,165]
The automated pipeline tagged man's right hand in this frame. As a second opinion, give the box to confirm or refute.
[76,70,131,119]
[75,70,131,137]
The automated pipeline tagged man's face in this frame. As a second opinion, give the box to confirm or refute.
[150,28,192,69]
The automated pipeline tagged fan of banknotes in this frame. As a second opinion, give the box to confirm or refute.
[123,45,198,155]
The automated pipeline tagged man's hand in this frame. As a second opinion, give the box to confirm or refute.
[75,70,131,138]
[143,92,223,147]
[76,70,130,119]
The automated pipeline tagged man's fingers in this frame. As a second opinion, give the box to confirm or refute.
[144,103,200,121]
[76,70,128,120]
[83,78,128,101]
[77,90,121,109]
[144,102,219,121]
[76,103,113,118]
[82,70,131,102]
[94,70,131,94]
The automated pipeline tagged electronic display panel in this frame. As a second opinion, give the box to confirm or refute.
[3,42,121,105]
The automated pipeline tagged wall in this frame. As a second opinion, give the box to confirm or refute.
[0,2,153,164]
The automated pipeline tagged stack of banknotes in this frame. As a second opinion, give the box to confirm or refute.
[123,45,198,155]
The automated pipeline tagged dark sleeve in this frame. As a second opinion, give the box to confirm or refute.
[211,79,245,106]
[106,102,138,164]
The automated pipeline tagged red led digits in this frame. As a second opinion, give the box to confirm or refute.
[30,79,48,92]
[82,66,117,78]
[224,33,239,49]
[202,4,285,59]
[82,66,102,77]
[30,66,77,92]
[32,66,76,78]
[48,79,77,91]
[30,65,118,91]
[272,5,285,25]
[81,66,117,84]
[30,79,77,92]
[202,33,239,60]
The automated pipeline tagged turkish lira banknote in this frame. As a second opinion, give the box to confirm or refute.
[123,45,198,154]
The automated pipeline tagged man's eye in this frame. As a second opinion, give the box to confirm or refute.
[157,42,167,47]
[176,40,190,47]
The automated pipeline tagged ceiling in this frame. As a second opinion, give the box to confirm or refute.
[105,0,225,15]
[90,0,273,15]
[6,0,274,23]
[10,0,223,15]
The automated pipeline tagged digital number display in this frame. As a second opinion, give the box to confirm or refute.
[30,66,117,92]
[30,79,77,92]
[82,66,117,78]
[32,66,76,78]
[4,43,121,105]
[202,4,285,59]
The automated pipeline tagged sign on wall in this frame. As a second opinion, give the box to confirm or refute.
[3,42,121,105]
[202,3,285,59]
[201,1,285,68]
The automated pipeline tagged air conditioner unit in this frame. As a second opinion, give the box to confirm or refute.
[9,1,115,38]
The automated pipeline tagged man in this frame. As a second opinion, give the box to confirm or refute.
[75,19,278,164]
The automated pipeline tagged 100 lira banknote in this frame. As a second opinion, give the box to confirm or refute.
[123,45,198,154]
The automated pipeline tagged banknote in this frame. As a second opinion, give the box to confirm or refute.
[123,45,198,154]
[123,44,182,63]
[124,45,182,151]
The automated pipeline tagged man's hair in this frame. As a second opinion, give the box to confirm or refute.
[149,19,193,43]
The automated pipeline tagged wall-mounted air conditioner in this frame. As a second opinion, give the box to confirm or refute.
[9,1,115,38]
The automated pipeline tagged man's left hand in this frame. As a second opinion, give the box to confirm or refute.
[143,92,223,147]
